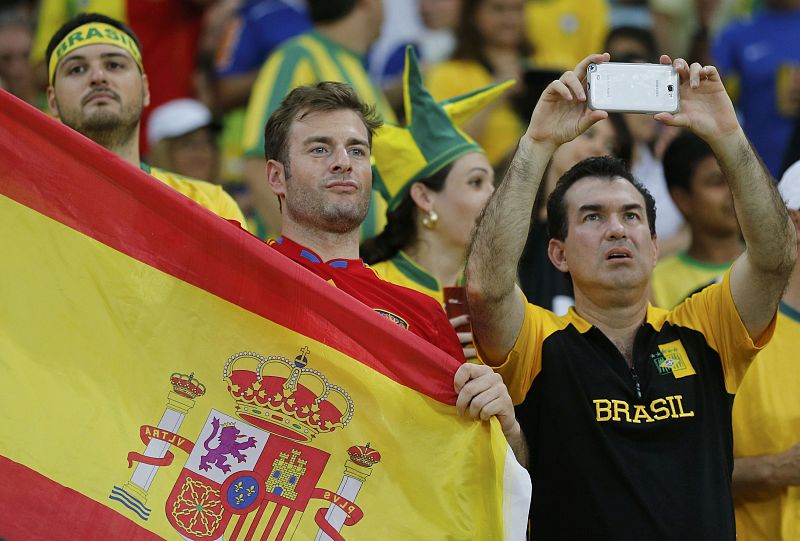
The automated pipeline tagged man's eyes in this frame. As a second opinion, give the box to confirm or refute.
[582,212,640,222]
[308,146,367,156]
[65,61,126,74]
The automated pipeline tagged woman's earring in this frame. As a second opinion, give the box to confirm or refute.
[422,210,439,229]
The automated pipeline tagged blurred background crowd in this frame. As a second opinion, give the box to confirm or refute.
[1,0,798,277]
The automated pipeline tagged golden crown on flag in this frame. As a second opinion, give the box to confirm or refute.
[170,372,206,399]
[223,349,354,443]
[347,443,382,468]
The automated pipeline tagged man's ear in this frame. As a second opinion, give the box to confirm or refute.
[650,234,660,267]
[547,238,570,273]
[46,86,59,118]
[141,73,151,108]
[409,182,434,212]
[266,159,288,197]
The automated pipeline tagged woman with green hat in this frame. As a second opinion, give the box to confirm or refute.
[362,48,511,357]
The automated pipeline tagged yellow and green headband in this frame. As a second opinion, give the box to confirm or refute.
[48,22,143,84]
[372,47,514,211]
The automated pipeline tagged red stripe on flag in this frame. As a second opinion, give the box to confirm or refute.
[0,90,459,404]
[275,508,296,541]
[0,456,160,541]
[229,514,247,540]
[251,499,275,540]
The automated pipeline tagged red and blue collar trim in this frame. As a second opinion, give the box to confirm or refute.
[272,236,365,269]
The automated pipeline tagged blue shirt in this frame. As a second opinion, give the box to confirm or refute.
[215,0,311,77]
[713,10,800,177]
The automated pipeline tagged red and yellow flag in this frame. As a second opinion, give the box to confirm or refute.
[0,90,529,540]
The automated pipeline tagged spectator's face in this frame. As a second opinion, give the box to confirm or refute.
[550,177,657,293]
[679,155,739,237]
[270,109,372,234]
[47,43,148,144]
[552,120,616,179]
[420,0,461,30]
[423,152,494,249]
[167,127,218,182]
[623,112,657,145]
[365,0,385,43]
[474,0,525,49]
[0,24,33,99]
[605,36,652,63]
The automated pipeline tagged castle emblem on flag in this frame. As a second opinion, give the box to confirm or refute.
[111,348,381,540]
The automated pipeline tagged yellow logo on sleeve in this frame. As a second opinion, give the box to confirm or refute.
[657,340,696,379]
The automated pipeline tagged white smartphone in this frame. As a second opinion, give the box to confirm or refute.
[587,62,680,114]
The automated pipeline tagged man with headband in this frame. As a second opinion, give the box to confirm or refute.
[45,13,246,226]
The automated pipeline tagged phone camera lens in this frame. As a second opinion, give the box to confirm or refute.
[667,84,674,92]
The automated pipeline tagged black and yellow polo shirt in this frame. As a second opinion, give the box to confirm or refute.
[494,269,774,540]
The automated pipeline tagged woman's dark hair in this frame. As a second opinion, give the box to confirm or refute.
[451,0,532,72]
[607,113,633,167]
[604,25,658,63]
[361,164,453,264]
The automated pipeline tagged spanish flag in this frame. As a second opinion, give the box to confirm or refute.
[0,90,530,540]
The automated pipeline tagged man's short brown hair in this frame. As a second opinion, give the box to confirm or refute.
[264,82,382,173]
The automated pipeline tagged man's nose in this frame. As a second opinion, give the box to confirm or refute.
[88,64,108,84]
[606,215,626,238]
[330,147,352,173]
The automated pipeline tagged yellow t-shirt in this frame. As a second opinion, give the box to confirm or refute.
[146,165,247,229]
[732,305,800,541]
[424,60,524,167]
[651,251,734,309]
[370,252,448,305]
[525,0,609,71]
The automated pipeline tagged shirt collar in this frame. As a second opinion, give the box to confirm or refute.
[271,236,365,269]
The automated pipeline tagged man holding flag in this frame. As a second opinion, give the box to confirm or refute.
[260,80,527,463]
[1,16,531,539]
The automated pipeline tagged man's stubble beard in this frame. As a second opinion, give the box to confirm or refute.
[283,173,370,235]
[60,97,142,151]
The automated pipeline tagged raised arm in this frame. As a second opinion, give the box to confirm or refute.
[465,53,609,365]
[733,443,800,497]
[654,58,797,340]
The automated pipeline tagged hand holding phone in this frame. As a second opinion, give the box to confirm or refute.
[587,62,680,114]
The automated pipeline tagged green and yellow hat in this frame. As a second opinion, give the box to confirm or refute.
[372,47,513,211]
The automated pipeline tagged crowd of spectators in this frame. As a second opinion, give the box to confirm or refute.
[2,0,798,539]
